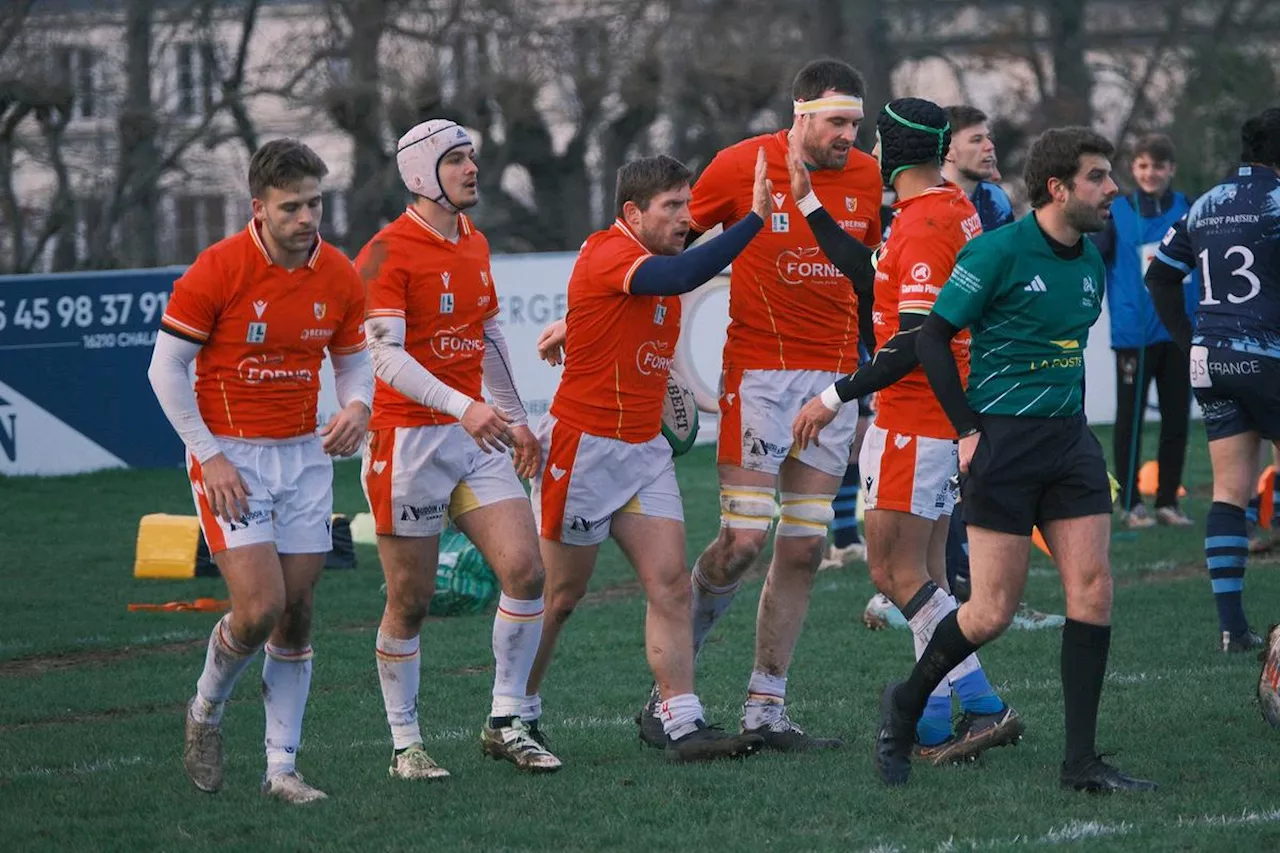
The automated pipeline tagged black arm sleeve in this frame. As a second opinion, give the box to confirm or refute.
[630,214,764,296]
[1144,258,1194,352]
[833,312,925,402]
[916,312,980,435]
[805,206,875,291]
[804,206,877,354]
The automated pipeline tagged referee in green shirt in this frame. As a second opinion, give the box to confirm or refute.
[873,127,1157,794]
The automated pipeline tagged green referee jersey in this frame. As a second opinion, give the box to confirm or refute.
[932,212,1105,418]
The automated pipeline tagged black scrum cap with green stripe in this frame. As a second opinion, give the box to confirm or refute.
[876,97,951,186]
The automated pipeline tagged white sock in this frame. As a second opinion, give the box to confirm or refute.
[491,594,544,720]
[660,692,705,740]
[521,693,542,723]
[907,590,983,686]
[743,670,787,729]
[192,614,261,726]
[691,560,740,655]
[262,644,313,778]
[376,631,422,750]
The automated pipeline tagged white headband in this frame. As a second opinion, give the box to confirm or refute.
[794,95,865,117]
[396,119,475,212]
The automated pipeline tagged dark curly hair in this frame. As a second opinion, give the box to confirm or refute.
[876,97,951,186]
[1241,108,1280,169]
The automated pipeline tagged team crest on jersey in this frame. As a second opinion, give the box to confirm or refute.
[246,322,267,343]
[442,271,452,290]
[313,302,326,320]
[845,197,858,212]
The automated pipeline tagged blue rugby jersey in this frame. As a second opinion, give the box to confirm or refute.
[1155,165,1280,358]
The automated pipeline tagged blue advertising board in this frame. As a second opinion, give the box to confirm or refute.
[0,267,187,474]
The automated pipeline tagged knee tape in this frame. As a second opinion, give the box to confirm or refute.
[720,485,777,531]
[776,492,836,538]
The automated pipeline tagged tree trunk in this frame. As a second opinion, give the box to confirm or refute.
[117,0,159,267]
[1045,3,1092,127]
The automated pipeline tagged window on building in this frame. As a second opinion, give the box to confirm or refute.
[52,46,96,120]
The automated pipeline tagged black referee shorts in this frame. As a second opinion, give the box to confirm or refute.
[961,413,1112,536]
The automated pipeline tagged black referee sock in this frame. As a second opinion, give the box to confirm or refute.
[1061,618,1111,769]
[896,609,979,719]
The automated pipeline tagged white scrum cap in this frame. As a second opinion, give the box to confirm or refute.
[396,119,475,212]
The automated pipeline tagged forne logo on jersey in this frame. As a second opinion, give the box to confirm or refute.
[430,325,485,360]
[237,354,315,385]
[635,340,675,376]
[777,247,842,286]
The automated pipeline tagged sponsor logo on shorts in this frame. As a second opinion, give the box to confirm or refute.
[1209,358,1262,375]
[568,515,610,533]
[744,427,788,460]
[227,508,271,532]
[400,502,447,524]
[636,339,674,376]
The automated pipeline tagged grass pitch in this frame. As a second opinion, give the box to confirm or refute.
[1,423,1279,852]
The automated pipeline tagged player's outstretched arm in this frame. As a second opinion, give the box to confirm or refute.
[147,331,251,521]
[792,313,926,450]
[785,125,875,295]
[629,147,771,297]
[482,316,539,478]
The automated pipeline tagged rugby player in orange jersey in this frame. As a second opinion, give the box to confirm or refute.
[654,58,882,751]
[523,150,774,762]
[356,119,561,778]
[793,98,1024,765]
[149,139,374,803]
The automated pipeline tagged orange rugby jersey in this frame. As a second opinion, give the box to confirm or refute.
[355,208,499,430]
[872,183,979,439]
[689,130,881,373]
[160,222,366,440]
[550,220,681,443]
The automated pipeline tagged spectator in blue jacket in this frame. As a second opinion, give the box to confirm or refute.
[1091,133,1199,529]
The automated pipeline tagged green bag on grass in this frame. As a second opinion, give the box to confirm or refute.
[429,526,498,616]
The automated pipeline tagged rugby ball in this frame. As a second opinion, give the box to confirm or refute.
[662,369,700,457]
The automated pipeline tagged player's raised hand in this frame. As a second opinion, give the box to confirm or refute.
[509,424,541,479]
[200,453,253,524]
[460,400,513,453]
[320,401,370,457]
[537,319,567,366]
[793,394,838,451]
[750,146,774,221]
[787,118,813,200]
